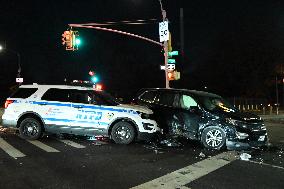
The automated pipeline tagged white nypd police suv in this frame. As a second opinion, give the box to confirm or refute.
[2,84,160,144]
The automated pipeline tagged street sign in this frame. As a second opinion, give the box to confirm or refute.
[168,51,179,57]
[159,21,169,42]
[167,64,175,71]
[168,59,176,64]
[16,78,23,83]
[160,65,166,70]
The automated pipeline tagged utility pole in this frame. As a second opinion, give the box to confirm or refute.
[276,75,279,106]
[159,0,169,88]
[180,8,185,64]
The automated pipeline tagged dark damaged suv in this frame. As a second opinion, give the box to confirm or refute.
[132,88,268,150]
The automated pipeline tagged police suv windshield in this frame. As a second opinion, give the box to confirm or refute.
[94,91,121,105]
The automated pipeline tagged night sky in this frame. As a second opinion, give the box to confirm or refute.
[1,0,284,103]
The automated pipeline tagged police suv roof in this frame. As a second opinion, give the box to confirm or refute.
[19,83,93,91]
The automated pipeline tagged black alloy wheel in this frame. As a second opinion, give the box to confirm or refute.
[111,121,135,144]
[19,117,43,140]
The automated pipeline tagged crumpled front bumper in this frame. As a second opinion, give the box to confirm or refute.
[226,133,268,150]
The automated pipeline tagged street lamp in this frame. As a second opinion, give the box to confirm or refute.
[0,44,22,80]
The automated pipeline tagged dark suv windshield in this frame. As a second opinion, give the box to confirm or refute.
[196,95,237,112]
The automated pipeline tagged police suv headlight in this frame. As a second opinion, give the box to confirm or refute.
[137,111,150,119]
[225,118,238,126]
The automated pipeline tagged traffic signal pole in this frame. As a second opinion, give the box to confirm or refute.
[159,0,169,88]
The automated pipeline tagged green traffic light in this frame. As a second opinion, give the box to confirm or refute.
[75,38,81,45]
[91,76,99,83]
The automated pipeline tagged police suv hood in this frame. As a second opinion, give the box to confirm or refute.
[117,104,153,114]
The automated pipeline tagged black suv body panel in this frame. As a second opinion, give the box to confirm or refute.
[133,88,268,150]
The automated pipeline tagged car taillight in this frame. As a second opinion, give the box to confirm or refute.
[4,100,15,108]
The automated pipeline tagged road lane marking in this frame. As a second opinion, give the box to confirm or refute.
[130,151,238,189]
[249,160,284,170]
[57,139,86,148]
[28,140,59,152]
[0,137,26,159]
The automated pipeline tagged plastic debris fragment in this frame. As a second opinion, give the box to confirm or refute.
[199,152,206,158]
[240,153,252,161]
[160,138,183,147]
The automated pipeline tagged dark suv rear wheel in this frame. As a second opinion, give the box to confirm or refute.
[201,127,226,150]
[19,117,43,140]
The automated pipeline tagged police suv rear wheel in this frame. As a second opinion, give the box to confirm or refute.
[111,121,135,144]
[19,117,43,140]
[201,127,226,150]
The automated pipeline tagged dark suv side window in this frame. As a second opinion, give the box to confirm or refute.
[41,89,70,102]
[10,88,38,98]
[139,90,157,103]
[157,92,179,107]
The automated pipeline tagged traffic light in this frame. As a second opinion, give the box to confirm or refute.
[72,31,81,50]
[95,84,103,90]
[167,70,180,81]
[61,30,80,51]
[91,76,99,83]
[62,30,73,50]
[167,71,175,81]
[89,70,95,76]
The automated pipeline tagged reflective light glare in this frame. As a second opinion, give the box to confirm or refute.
[75,39,81,45]
[91,76,98,83]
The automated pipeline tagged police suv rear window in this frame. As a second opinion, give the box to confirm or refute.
[10,88,38,98]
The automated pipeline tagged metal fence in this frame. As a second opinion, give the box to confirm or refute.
[227,97,281,115]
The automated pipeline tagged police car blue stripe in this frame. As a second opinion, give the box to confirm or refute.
[44,118,71,122]
[32,101,72,107]
[43,118,109,126]
[28,101,134,113]
[13,100,138,114]
[73,104,127,112]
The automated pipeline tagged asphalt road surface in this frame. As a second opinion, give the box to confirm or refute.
[0,121,283,189]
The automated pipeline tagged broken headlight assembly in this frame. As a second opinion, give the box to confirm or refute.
[225,118,239,126]
[235,131,249,139]
[137,111,150,119]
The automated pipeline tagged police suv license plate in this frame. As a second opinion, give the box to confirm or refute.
[258,135,265,141]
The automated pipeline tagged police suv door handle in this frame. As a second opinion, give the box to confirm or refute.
[73,105,83,109]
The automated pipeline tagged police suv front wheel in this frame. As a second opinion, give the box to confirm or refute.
[111,121,135,144]
[19,117,43,140]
